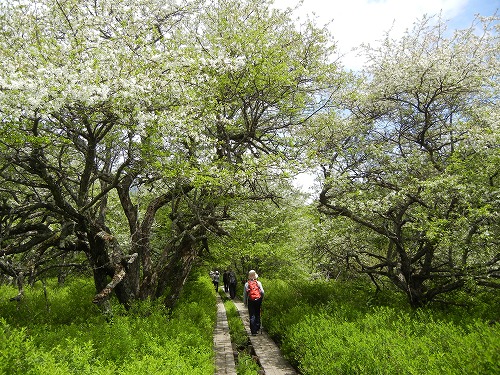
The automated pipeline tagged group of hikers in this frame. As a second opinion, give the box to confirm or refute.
[210,269,238,299]
[210,269,264,335]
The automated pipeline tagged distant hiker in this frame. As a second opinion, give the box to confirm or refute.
[228,270,237,299]
[213,271,220,292]
[244,270,264,335]
[223,270,229,292]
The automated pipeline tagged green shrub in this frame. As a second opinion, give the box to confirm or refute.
[262,278,500,375]
[0,278,100,327]
[0,318,32,375]
[0,269,217,374]
[283,308,500,375]
[236,353,261,375]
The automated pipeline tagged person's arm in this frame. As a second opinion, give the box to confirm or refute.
[243,282,248,305]
[258,281,264,298]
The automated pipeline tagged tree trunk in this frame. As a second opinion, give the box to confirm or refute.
[85,230,112,299]
[86,220,138,308]
[156,235,198,309]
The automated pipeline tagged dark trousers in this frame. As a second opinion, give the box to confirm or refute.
[229,283,236,299]
[247,297,262,334]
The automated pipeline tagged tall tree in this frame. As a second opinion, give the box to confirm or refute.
[315,15,500,307]
[0,0,192,307]
[0,0,339,308]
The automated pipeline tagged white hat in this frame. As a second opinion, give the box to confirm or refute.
[248,270,258,280]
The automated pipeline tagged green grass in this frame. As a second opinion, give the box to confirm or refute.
[236,352,261,375]
[2,274,497,375]
[262,278,500,375]
[0,269,216,375]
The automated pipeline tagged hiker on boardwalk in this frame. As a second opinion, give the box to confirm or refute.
[223,270,229,292]
[228,270,237,299]
[212,271,220,292]
[243,270,264,335]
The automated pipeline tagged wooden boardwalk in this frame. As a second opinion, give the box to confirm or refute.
[214,293,237,374]
[214,291,297,375]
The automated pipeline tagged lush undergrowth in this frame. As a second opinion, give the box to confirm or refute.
[0,269,216,375]
[262,278,500,375]
[221,293,248,351]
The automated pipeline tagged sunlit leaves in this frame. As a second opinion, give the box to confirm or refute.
[0,0,342,305]
[314,13,500,305]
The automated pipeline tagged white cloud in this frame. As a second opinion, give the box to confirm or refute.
[273,0,470,69]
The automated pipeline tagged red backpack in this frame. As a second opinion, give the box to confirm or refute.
[247,280,261,301]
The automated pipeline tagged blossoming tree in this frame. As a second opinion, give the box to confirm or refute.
[316,15,500,307]
[0,0,339,308]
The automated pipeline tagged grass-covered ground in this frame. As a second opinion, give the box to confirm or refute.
[2,272,499,375]
[262,278,500,375]
[0,269,216,375]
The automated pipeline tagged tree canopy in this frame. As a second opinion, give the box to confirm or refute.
[0,0,339,308]
[0,0,498,310]
[314,15,500,307]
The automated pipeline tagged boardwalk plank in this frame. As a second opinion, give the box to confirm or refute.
[214,294,237,375]
[233,300,297,375]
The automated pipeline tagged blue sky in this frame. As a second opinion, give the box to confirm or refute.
[451,0,499,27]
[274,0,499,70]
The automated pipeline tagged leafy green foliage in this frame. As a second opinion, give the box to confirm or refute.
[0,279,100,327]
[0,270,216,374]
[236,352,261,375]
[208,197,313,282]
[285,310,499,375]
[262,278,500,375]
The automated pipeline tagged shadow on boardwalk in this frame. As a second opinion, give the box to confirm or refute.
[214,291,297,375]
